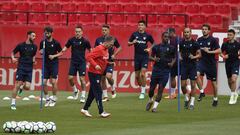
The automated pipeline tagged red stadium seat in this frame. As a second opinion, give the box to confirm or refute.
[16,13,28,24]
[61,3,76,12]
[146,15,158,27]
[154,5,169,13]
[126,15,142,26]
[103,0,118,3]
[29,13,48,25]
[170,5,185,14]
[210,0,225,4]
[200,5,216,15]
[179,0,195,4]
[216,5,231,17]
[226,0,240,5]
[1,3,15,11]
[164,0,179,4]
[46,3,61,12]
[158,15,174,26]
[59,0,73,3]
[92,4,107,13]
[174,15,187,27]
[79,14,94,25]
[138,5,153,13]
[108,4,123,12]
[133,0,149,4]
[89,0,103,3]
[207,15,223,28]
[77,4,91,12]
[67,14,79,25]
[1,13,17,24]
[48,14,66,25]
[196,0,209,4]
[124,4,138,13]
[186,5,200,15]
[43,0,57,2]
[31,3,45,12]
[72,0,86,3]
[190,15,206,28]
[149,0,164,3]
[119,0,133,3]
[108,14,125,26]
[16,3,30,11]
[28,0,42,2]
[94,14,106,25]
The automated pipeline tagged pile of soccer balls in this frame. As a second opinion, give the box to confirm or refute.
[2,121,56,134]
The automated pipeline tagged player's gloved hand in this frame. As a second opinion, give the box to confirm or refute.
[12,57,18,63]
[48,55,55,60]
[95,65,101,70]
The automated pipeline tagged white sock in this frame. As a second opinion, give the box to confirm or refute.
[200,89,204,93]
[103,90,108,97]
[213,97,218,101]
[11,98,16,105]
[184,94,189,101]
[45,94,49,101]
[190,97,195,106]
[141,86,146,94]
[72,85,78,92]
[231,92,235,96]
[111,85,115,91]
[171,88,176,95]
[81,90,86,97]
[153,101,159,109]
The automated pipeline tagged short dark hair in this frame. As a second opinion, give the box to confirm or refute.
[228,29,235,35]
[44,26,53,33]
[104,35,115,42]
[202,24,211,30]
[162,32,169,37]
[27,30,35,35]
[102,24,110,29]
[138,20,146,25]
[75,25,83,30]
[167,27,175,33]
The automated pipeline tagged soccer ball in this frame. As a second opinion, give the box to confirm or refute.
[21,122,33,134]
[32,122,46,134]
[10,121,21,133]
[3,121,12,133]
[45,122,56,133]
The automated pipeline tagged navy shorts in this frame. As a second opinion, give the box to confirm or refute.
[68,62,86,76]
[44,62,58,79]
[170,63,178,77]
[181,62,197,80]
[150,73,169,89]
[198,62,217,81]
[16,67,33,82]
[103,64,114,75]
[134,55,149,71]
[225,61,239,78]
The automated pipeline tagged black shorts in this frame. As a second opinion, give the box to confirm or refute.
[181,62,197,80]
[134,55,149,71]
[16,67,33,82]
[225,60,239,78]
[44,62,59,79]
[103,64,114,75]
[68,61,86,76]
[198,61,217,81]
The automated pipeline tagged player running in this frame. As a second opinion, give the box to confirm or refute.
[62,25,91,103]
[221,29,240,105]
[179,28,201,110]
[11,30,37,110]
[128,20,155,99]
[95,24,122,101]
[40,26,63,107]
[196,24,220,106]
[81,36,115,118]
[146,32,175,112]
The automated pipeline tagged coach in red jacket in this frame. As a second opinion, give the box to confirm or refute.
[81,36,115,118]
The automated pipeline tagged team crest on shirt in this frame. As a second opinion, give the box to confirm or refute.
[200,43,202,45]
[183,44,185,47]
[167,48,169,51]
[97,80,100,83]
[190,44,192,47]
[136,36,138,39]
[143,37,146,40]
[207,42,210,46]
[51,44,54,47]
[79,41,82,45]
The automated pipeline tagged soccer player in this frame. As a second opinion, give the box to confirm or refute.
[40,26,62,107]
[164,28,179,99]
[146,32,175,112]
[179,28,201,110]
[196,24,220,106]
[95,24,122,101]
[221,29,240,105]
[81,36,114,118]
[128,20,154,99]
[11,30,37,110]
[62,25,91,103]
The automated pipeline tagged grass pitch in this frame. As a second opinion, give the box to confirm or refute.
[0,90,240,135]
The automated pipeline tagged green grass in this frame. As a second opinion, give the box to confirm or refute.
[0,90,240,135]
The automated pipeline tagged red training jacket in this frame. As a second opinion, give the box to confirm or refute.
[86,44,109,75]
